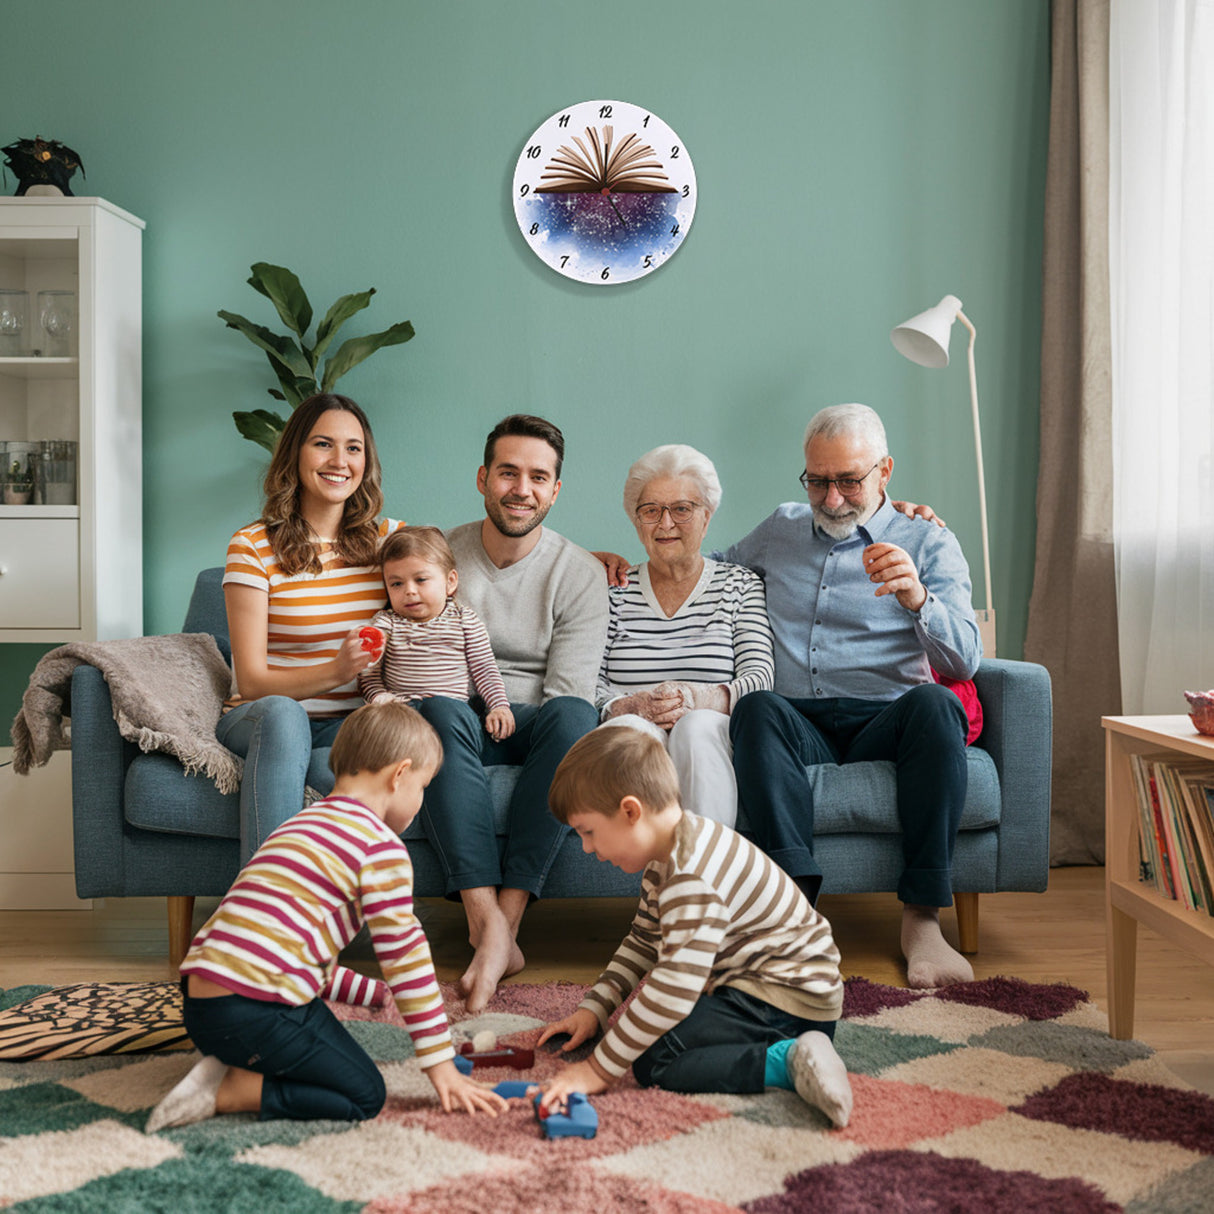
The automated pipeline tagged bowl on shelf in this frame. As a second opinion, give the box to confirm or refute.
[1184,690,1214,736]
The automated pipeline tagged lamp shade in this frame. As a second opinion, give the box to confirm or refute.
[890,294,963,368]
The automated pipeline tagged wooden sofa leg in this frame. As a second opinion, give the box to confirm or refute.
[167,896,195,968]
[954,892,979,954]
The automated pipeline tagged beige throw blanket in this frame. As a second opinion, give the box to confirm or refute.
[11,633,241,794]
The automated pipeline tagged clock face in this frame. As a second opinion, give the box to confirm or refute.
[512,100,697,285]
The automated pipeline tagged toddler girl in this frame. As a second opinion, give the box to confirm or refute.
[359,526,515,740]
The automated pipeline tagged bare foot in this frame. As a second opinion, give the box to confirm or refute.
[901,903,974,989]
[459,912,525,1013]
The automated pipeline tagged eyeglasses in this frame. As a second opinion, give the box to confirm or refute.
[799,462,881,496]
[635,500,704,525]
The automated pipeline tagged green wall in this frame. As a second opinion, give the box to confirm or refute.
[1,0,1048,727]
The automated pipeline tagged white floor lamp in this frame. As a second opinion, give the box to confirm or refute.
[891,294,996,656]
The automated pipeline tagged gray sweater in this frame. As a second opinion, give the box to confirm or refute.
[446,522,609,706]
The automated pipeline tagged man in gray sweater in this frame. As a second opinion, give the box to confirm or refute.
[417,415,608,1012]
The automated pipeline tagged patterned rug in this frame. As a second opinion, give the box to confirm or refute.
[2,976,1213,1212]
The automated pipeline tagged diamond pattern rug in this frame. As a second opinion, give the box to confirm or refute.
[2,976,1212,1212]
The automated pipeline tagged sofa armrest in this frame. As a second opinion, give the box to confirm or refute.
[70,664,138,898]
[973,657,1053,889]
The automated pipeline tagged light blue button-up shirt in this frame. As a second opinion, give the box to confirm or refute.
[721,496,982,701]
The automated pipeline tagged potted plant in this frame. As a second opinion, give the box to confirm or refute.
[220,263,415,452]
[4,456,33,504]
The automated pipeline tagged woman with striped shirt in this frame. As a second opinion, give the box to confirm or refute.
[218,393,403,862]
[597,444,775,826]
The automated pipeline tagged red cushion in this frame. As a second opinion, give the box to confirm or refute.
[933,671,983,745]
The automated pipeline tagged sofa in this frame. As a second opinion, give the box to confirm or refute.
[71,567,1053,966]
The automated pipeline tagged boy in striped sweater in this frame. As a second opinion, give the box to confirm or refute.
[537,726,853,1128]
[146,701,505,1132]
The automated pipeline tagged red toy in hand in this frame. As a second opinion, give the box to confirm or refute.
[359,626,384,654]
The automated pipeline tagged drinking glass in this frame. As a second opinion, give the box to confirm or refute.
[37,290,75,357]
[0,290,29,356]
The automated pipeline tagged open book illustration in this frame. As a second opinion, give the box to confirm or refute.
[536,126,678,194]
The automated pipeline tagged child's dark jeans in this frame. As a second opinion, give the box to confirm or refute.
[182,984,386,1121]
[632,985,837,1094]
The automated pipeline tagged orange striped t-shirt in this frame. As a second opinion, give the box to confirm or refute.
[223,518,402,717]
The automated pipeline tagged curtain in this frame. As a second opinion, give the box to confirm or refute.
[1025,0,1119,864]
[1109,0,1214,714]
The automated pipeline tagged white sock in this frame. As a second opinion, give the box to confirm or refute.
[146,1055,228,1133]
[901,904,974,989]
[787,1030,853,1128]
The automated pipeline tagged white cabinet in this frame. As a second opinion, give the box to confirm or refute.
[0,197,143,642]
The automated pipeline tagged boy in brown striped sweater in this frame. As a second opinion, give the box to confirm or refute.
[538,726,853,1128]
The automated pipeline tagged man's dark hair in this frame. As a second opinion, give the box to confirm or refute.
[483,414,565,480]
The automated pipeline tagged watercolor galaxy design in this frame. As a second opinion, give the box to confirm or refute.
[519,190,687,279]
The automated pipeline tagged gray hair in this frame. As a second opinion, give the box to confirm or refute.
[803,404,888,460]
[622,444,723,518]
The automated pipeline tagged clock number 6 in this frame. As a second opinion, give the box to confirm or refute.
[601,267,611,280]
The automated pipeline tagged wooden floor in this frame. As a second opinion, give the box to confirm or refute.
[2,866,1212,1093]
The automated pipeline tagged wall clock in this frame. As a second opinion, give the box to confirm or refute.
[512,99,697,285]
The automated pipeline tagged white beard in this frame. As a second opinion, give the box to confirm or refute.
[813,509,860,540]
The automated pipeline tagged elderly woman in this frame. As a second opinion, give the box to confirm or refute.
[597,444,775,825]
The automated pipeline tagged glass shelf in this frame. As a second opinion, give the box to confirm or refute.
[0,357,78,381]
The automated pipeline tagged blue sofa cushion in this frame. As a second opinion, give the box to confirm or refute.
[126,743,1000,841]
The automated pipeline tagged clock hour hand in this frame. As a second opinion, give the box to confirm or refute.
[601,188,628,228]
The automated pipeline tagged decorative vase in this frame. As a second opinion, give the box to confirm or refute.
[3,487,32,505]
[1184,690,1214,737]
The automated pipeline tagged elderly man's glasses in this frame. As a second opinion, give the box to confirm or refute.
[635,500,703,525]
[799,462,881,496]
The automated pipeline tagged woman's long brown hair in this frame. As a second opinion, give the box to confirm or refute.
[261,393,385,576]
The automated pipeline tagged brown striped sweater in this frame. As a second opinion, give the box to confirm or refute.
[581,812,844,1080]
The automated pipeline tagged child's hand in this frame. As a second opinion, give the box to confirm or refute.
[485,706,515,740]
[537,1007,599,1053]
[538,1060,609,1114]
[426,1059,507,1116]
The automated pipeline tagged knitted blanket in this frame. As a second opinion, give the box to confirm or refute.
[10,633,241,794]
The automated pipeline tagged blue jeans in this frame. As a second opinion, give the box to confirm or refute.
[182,986,385,1121]
[415,695,597,896]
[632,985,836,1094]
[729,684,968,907]
[215,697,344,864]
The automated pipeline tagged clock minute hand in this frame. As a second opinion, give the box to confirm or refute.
[600,187,628,228]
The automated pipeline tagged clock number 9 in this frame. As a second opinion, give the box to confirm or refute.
[519,184,530,197]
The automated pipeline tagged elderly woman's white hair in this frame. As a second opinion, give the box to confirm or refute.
[803,404,888,459]
[622,444,723,518]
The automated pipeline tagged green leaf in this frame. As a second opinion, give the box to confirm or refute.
[247,263,313,338]
[313,289,375,360]
[320,320,415,391]
[233,408,286,452]
[218,310,313,379]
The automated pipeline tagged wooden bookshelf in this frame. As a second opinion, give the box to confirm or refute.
[1104,715,1214,1038]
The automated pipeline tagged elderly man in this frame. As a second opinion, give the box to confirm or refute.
[725,404,981,988]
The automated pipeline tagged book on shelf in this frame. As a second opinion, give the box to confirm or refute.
[1129,752,1214,916]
